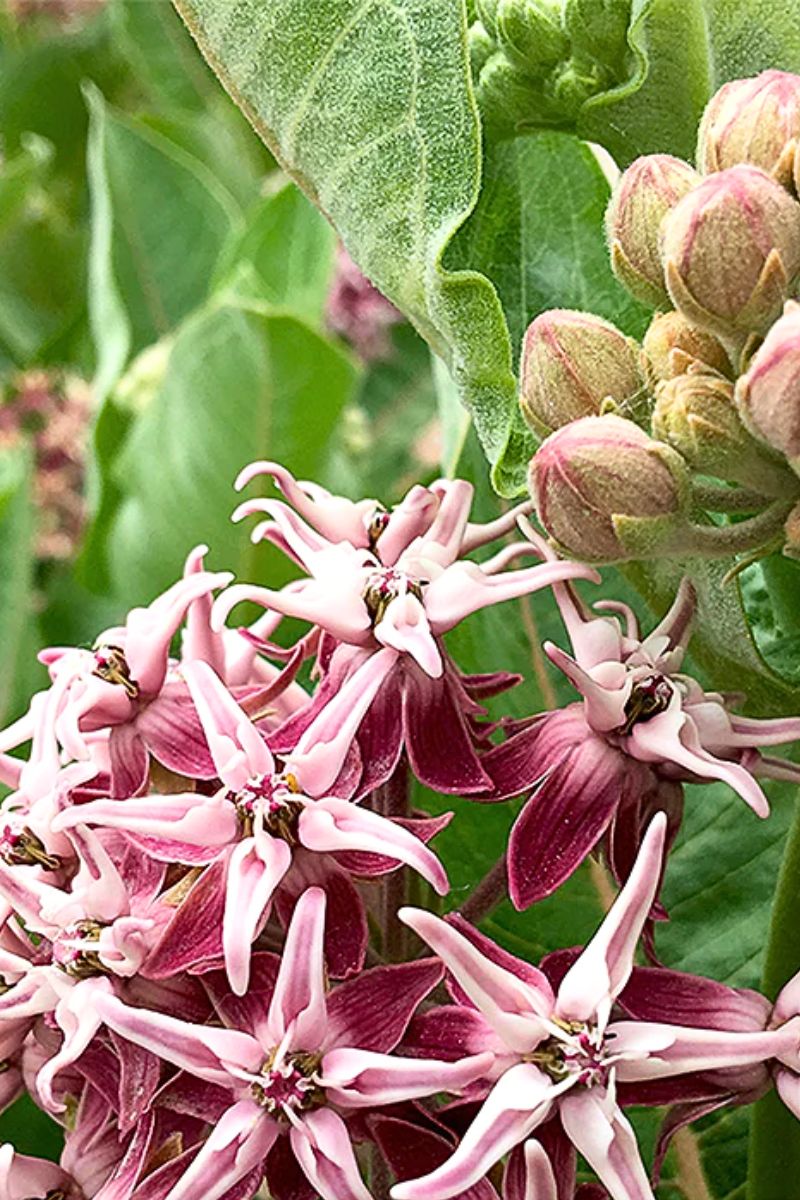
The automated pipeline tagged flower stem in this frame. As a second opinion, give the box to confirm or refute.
[458,855,508,924]
[680,501,793,558]
[747,789,800,1200]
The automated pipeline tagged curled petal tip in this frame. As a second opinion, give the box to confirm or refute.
[234,460,276,492]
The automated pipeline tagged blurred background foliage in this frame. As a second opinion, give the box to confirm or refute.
[0,3,794,1195]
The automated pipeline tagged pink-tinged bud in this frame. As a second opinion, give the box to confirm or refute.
[653,367,791,495]
[735,300,800,468]
[698,70,800,190]
[519,309,646,436]
[641,311,732,385]
[661,165,800,339]
[606,154,701,307]
[530,413,690,562]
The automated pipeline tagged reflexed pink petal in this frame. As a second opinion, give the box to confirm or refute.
[290,1108,372,1200]
[320,1047,494,1107]
[267,887,328,1049]
[275,850,368,980]
[264,1134,319,1200]
[145,858,227,977]
[556,814,667,1028]
[643,577,696,662]
[289,648,398,797]
[403,1005,509,1067]
[461,500,534,556]
[234,460,375,547]
[401,664,492,795]
[182,545,227,677]
[375,593,442,678]
[299,798,448,894]
[507,737,631,910]
[183,661,273,789]
[398,909,552,1053]
[224,836,292,996]
[324,958,443,1054]
[213,575,372,646]
[379,486,441,566]
[92,989,264,1086]
[158,1100,277,1200]
[391,1063,559,1200]
[542,644,628,731]
[618,966,770,1031]
[559,1089,654,1200]
[421,479,473,563]
[371,1113,500,1200]
[108,724,149,799]
[136,686,218,781]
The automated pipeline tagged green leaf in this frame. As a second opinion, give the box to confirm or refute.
[0,1094,63,1162]
[99,299,360,602]
[85,83,243,395]
[0,444,36,725]
[108,0,218,113]
[214,181,336,325]
[578,0,800,166]
[171,0,521,490]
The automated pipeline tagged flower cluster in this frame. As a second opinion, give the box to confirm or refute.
[523,69,800,566]
[0,452,799,1200]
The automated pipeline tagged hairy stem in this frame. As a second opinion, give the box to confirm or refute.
[458,854,508,924]
[747,790,800,1200]
[690,484,774,514]
[679,501,793,558]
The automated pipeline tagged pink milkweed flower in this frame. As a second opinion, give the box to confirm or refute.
[0,826,168,1111]
[12,554,234,798]
[481,535,800,908]
[212,465,595,796]
[392,815,800,1200]
[90,887,493,1200]
[57,660,449,990]
[0,1142,79,1200]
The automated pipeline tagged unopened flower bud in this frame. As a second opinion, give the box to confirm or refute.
[735,300,800,470]
[698,70,800,190]
[496,0,569,74]
[661,165,800,339]
[784,500,800,558]
[606,154,700,307]
[564,0,631,72]
[653,368,790,495]
[642,312,732,385]
[519,309,646,436]
[530,413,690,562]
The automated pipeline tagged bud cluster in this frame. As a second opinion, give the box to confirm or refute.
[522,69,800,563]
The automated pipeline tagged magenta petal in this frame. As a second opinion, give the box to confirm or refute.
[371,1114,500,1200]
[109,1028,161,1134]
[137,686,218,781]
[203,951,281,1046]
[507,734,637,910]
[275,851,368,980]
[109,725,149,799]
[618,966,770,1032]
[264,1135,318,1200]
[403,1004,507,1065]
[144,859,227,978]
[324,958,443,1054]
[401,664,492,794]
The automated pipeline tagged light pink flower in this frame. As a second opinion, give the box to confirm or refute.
[90,887,492,1200]
[392,815,800,1200]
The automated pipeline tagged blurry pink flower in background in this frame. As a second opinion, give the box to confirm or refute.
[326,246,402,361]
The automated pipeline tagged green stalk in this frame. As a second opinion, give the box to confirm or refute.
[747,790,800,1200]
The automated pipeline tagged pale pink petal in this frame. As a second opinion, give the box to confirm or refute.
[319,1046,494,1107]
[774,966,800,1026]
[267,886,328,1050]
[223,836,292,996]
[391,1063,559,1200]
[556,813,666,1028]
[522,1140,558,1200]
[289,648,398,797]
[212,572,371,646]
[181,545,227,677]
[183,660,273,789]
[290,1108,372,1200]
[160,1100,277,1200]
[398,908,552,1053]
[375,593,442,678]
[91,989,263,1086]
[36,976,112,1111]
[53,792,238,848]
[298,798,449,895]
[379,486,440,565]
[612,1019,800,1080]
[425,559,596,634]
[422,479,474,564]
[461,499,534,555]
[234,460,375,547]
[776,1066,800,1120]
[543,643,628,730]
[559,1089,655,1200]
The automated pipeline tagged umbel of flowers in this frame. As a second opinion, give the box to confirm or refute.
[0,445,800,1200]
[523,69,800,566]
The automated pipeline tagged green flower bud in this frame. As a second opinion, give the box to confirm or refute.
[519,308,646,437]
[653,367,791,495]
[606,154,701,307]
[698,70,800,190]
[530,413,690,562]
[476,0,500,38]
[641,311,732,385]
[564,0,631,72]
[662,165,800,340]
[496,0,569,74]
[735,300,800,471]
